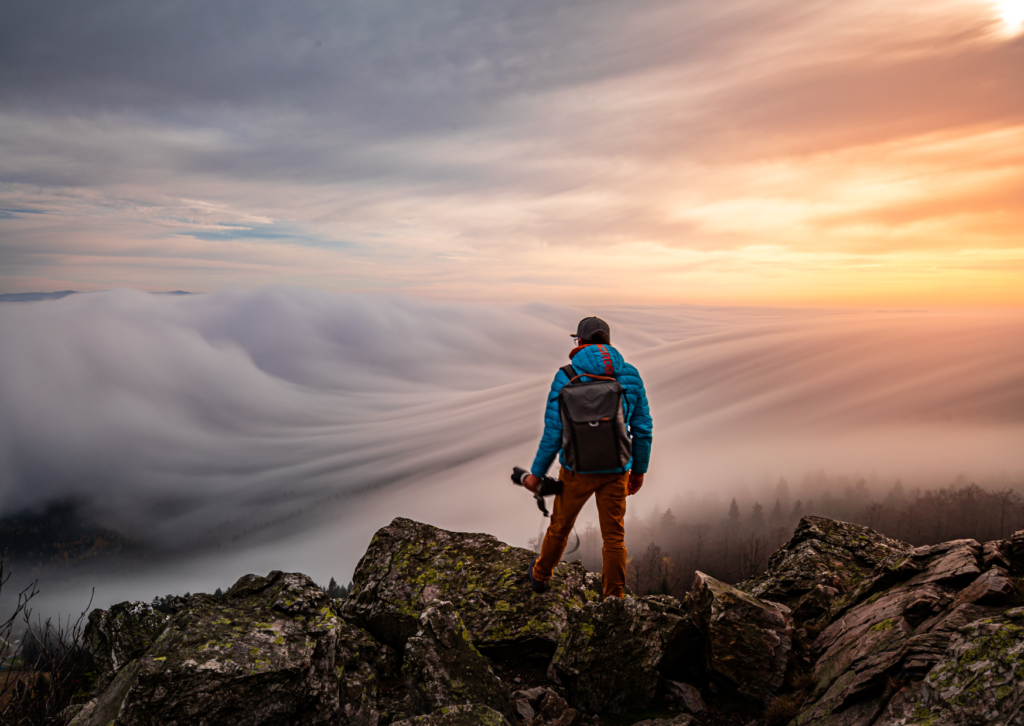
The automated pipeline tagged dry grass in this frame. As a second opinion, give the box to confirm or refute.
[803,621,824,639]
[790,672,818,694]
[763,694,805,726]
[0,671,32,709]
[886,674,907,694]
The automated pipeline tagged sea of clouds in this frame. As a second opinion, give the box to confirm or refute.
[2,288,1023,610]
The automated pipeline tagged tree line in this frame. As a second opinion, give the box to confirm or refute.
[568,476,1024,598]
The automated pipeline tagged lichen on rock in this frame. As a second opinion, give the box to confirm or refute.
[390,703,514,726]
[83,600,170,692]
[744,516,911,617]
[342,517,598,660]
[873,607,1024,726]
[402,601,513,719]
[72,516,1024,726]
[74,571,385,726]
[793,533,1024,726]
[548,595,699,714]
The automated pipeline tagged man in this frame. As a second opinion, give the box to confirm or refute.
[522,316,652,599]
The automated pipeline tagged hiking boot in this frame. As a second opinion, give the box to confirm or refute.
[527,556,548,594]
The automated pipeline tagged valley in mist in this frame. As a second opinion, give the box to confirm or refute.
[1,287,1023,616]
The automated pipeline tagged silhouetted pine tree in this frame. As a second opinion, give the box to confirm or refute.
[770,499,784,527]
[728,498,740,526]
[750,502,765,530]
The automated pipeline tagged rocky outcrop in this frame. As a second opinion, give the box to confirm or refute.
[792,537,1024,726]
[75,514,1024,726]
[83,600,170,692]
[74,571,381,726]
[1010,529,1024,572]
[744,516,911,622]
[873,607,1024,726]
[511,687,580,726]
[664,680,704,714]
[391,704,513,726]
[342,518,598,661]
[630,717,693,726]
[688,572,794,705]
[548,595,699,713]
[402,602,512,718]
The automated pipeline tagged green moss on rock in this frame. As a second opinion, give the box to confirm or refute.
[341,517,592,660]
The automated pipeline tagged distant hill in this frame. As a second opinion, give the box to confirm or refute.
[0,499,142,573]
[0,290,77,302]
[0,290,193,302]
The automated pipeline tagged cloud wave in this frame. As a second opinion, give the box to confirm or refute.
[2,289,1022,557]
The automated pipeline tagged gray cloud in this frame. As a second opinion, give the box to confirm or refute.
[2,289,1022,548]
[2,290,1023,615]
[3,0,1022,291]
[1,0,628,127]
[10,0,1011,190]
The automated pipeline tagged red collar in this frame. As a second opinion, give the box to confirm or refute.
[568,344,591,360]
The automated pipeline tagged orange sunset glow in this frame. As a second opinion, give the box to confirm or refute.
[1,0,1022,305]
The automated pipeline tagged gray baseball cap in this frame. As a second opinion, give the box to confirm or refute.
[571,316,611,341]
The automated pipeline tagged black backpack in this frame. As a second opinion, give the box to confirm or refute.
[557,364,632,473]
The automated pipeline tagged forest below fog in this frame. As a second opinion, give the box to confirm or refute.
[559,476,1024,598]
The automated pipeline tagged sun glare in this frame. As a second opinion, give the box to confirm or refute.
[995,0,1024,30]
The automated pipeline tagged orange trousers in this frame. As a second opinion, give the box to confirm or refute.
[532,467,628,599]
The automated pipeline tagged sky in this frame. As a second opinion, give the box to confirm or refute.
[2,0,1023,306]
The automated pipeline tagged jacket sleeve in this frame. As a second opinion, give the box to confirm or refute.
[627,368,653,474]
[530,369,569,477]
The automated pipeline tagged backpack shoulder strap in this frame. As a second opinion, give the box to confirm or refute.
[550,364,578,402]
[560,363,618,385]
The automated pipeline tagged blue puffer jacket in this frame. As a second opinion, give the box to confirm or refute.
[531,344,653,477]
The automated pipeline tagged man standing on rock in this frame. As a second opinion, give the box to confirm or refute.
[522,316,652,599]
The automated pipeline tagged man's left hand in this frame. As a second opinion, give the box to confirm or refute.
[628,472,645,496]
[523,474,540,494]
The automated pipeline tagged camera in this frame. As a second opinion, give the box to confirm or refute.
[511,467,563,516]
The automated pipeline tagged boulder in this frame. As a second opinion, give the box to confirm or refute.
[790,584,839,623]
[628,716,694,726]
[664,681,704,714]
[509,688,573,720]
[511,687,579,724]
[391,704,514,726]
[687,572,793,705]
[744,516,911,616]
[548,595,700,714]
[792,538,1024,726]
[337,616,394,724]
[69,659,144,726]
[83,601,170,692]
[514,698,536,721]
[342,517,598,660]
[1008,529,1024,573]
[522,689,579,726]
[402,602,512,718]
[72,571,384,726]
[511,686,550,704]
[872,607,1024,726]
[982,538,1014,570]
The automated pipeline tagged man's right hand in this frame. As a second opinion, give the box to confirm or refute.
[523,474,540,494]
[627,472,645,496]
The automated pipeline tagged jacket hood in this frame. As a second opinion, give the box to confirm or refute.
[568,344,626,377]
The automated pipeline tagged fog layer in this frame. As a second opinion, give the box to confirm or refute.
[1,289,1022,608]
